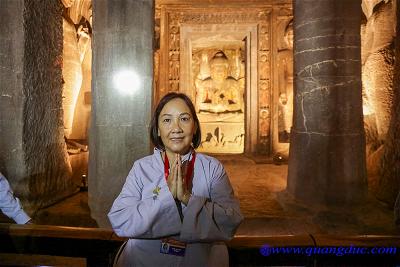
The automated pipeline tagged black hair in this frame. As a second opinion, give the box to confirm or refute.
[150,92,201,150]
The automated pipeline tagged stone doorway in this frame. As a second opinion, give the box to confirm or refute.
[180,25,257,154]
[154,4,289,156]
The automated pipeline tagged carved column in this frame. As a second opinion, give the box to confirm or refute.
[258,18,272,154]
[287,0,367,204]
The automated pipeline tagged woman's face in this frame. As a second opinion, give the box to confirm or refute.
[158,98,197,155]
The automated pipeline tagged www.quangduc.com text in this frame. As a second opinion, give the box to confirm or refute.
[260,244,397,257]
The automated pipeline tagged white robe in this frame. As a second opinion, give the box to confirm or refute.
[108,149,243,266]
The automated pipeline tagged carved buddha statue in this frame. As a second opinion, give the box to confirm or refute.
[195,51,244,113]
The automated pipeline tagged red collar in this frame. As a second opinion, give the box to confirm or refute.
[164,151,196,191]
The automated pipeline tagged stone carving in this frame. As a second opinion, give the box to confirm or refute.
[259,108,270,133]
[77,25,91,62]
[61,0,75,8]
[175,11,269,24]
[62,18,82,139]
[169,51,180,80]
[259,23,269,51]
[194,50,244,113]
[162,7,274,154]
[259,51,270,80]
[61,0,92,142]
[277,20,293,143]
[153,8,161,97]
[362,0,395,142]
[68,0,92,25]
[153,50,160,94]
[200,126,245,152]
[168,22,181,91]
[361,0,396,204]
[258,21,271,146]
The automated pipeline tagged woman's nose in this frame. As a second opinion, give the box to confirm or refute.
[171,119,183,132]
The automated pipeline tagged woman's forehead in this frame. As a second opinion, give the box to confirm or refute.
[160,98,192,114]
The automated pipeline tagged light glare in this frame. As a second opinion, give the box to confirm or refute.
[113,70,141,95]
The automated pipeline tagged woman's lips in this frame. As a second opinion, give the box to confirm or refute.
[170,137,184,142]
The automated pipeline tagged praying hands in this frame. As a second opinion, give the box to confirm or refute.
[166,153,192,205]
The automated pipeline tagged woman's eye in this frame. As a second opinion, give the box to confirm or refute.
[163,118,170,123]
[181,117,190,122]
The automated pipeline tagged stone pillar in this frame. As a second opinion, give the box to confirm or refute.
[0,0,27,193]
[287,0,367,204]
[90,0,154,227]
[1,0,75,213]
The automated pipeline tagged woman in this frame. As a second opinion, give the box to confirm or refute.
[108,92,243,266]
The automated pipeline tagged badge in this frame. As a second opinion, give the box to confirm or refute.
[160,238,186,257]
[152,186,161,200]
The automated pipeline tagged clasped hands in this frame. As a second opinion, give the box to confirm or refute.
[167,153,192,205]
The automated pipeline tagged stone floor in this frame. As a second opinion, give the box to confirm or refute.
[31,156,399,236]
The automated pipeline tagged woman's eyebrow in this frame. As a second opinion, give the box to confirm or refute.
[180,112,191,116]
[160,113,172,117]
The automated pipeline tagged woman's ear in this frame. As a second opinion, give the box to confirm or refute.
[157,128,160,136]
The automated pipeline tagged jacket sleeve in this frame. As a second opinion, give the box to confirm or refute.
[179,163,243,242]
[0,173,31,224]
[108,163,182,238]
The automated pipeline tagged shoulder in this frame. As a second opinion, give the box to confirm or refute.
[0,173,8,185]
[129,153,160,176]
[196,152,219,164]
[125,153,162,185]
[133,154,154,168]
[195,152,225,175]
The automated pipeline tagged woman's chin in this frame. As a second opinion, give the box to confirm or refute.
[166,144,191,155]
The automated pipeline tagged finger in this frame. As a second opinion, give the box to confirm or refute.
[177,156,182,184]
[168,162,175,184]
[177,155,184,199]
[174,156,178,183]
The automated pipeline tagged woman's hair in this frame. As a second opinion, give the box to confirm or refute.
[150,92,201,150]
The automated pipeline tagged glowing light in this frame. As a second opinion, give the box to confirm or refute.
[363,104,374,116]
[113,70,141,95]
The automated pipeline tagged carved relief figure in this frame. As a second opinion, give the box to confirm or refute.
[200,127,245,149]
[62,0,92,142]
[68,0,92,25]
[361,0,396,204]
[362,0,395,142]
[62,5,82,139]
[277,21,294,143]
[195,51,244,113]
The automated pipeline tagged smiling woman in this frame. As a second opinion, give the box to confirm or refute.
[154,95,200,161]
[108,92,243,266]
